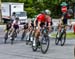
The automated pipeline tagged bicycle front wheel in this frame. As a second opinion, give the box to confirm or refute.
[41,36,49,54]
[60,32,66,46]
[55,32,59,45]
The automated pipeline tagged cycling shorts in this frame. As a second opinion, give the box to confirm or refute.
[13,24,19,29]
[24,24,28,29]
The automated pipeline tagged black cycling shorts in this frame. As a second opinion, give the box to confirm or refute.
[40,22,45,27]
[13,24,19,29]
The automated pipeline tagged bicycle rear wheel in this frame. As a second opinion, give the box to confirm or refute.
[41,36,49,54]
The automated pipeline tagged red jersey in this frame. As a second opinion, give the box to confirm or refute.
[36,13,51,23]
[36,13,46,22]
[46,15,51,23]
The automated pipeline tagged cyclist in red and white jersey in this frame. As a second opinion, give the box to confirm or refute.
[33,9,52,38]
[34,9,52,31]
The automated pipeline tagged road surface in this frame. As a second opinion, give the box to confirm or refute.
[0,26,74,59]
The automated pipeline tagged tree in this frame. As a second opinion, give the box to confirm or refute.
[1,0,74,18]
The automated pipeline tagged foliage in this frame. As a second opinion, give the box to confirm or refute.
[25,7,37,18]
[2,0,73,18]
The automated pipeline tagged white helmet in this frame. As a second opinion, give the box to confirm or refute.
[45,9,51,15]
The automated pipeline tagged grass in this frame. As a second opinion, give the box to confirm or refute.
[51,32,75,39]
[0,22,5,25]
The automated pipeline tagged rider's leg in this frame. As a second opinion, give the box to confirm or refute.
[57,23,62,37]
[35,29,40,39]
[58,23,62,32]
[34,29,41,46]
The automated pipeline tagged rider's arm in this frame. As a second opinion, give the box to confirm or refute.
[34,18,37,27]
[38,21,41,30]
[47,22,51,32]
[47,16,51,27]
[59,14,64,25]
[28,20,31,27]
[61,16,64,20]
[48,22,51,27]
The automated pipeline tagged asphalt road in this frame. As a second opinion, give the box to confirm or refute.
[0,26,74,59]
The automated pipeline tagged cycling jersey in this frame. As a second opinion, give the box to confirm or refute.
[45,15,52,26]
[37,13,46,23]
[36,13,51,27]
[46,15,51,23]
[62,13,68,25]
[24,23,28,29]
[12,20,20,29]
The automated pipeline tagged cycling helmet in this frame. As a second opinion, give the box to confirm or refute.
[12,12,16,15]
[45,9,51,15]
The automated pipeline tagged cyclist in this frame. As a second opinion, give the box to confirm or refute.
[33,9,52,45]
[58,12,68,35]
[21,19,31,41]
[5,12,16,32]
[9,17,20,38]
[12,17,20,32]
[57,11,72,37]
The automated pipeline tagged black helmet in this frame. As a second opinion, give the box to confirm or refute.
[13,12,16,14]
[13,12,16,15]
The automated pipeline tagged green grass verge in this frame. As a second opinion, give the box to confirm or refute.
[51,32,75,39]
[0,22,5,25]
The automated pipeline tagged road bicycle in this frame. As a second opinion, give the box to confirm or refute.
[31,26,50,54]
[55,26,66,46]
